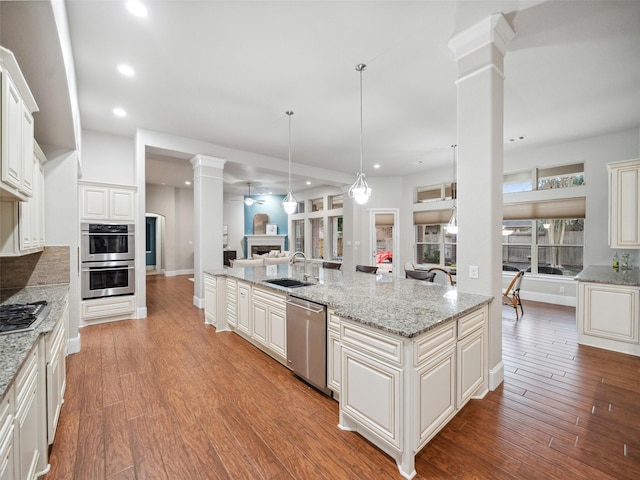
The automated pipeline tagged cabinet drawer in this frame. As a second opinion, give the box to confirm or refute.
[457,307,486,339]
[45,317,65,362]
[328,309,341,331]
[252,287,286,309]
[82,295,135,320]
[0,395,12,441]
[15,348,38,404]
[414,322,456,365]
[341,321,404,366]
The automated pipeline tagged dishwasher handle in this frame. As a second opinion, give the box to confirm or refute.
[286,298,325,314]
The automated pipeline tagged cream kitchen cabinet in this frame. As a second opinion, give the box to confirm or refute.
[45,302,67,445]
[578,281,640,352]
[79,182,136,222]
[0,46,38,202]
[225,277,238,328]
[608,159,640,248]
[251,286,287,363]
[205,274,228,331]
[456,307,487,409]
[0,393,15,480]
[237,281,251,336]
[327,309,341,398]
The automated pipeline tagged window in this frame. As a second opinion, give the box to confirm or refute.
[416,183,457,203]
[415,225,457,266]
[328,216,343,261]
[504,163,585,194]
[295,201,305,214]
[310,197,323,212]
[310,217,324,258]
[329,194,343,209]
[502,219,584,276]
[292,219,304,252]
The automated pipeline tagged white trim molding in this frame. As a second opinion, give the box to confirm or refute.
[489,360,504,390]
[68,333,81,354]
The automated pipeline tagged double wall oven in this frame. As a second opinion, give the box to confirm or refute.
[81,223,135,300]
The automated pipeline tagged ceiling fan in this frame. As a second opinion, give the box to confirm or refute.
[241,182,265,206]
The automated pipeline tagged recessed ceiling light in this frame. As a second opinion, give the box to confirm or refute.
[306,181,311,185]
[161,182,166,185]
[117,64,135,77]
[268,191,273,195]
[373,164,381,169]
[126,1,147,18]
[185,181,191,186]
[113,107,127,117]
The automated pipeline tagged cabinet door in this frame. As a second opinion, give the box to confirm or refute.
[609,161,640,248]
[252,301,268,346]
[109,188,135,221]
[327,328,341,392]
[237,283,251,335]
[268,307,286,360]
[80,186,109,220]
[581,283,639,343]
[457,328,485,409]
[204,275,217,326]
[1,72,23,190]
[341,345,402,451]
[0,394,14,480]
[226,278,237,328]
[15,365,40,480]
[19,192,33,250]
[20,106,34,197]
[414,346,455,449]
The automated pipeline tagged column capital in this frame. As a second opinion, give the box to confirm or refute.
[448,13,515,61]
[190,154,226,170]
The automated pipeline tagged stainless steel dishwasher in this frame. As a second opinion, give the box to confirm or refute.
[286,296,331,396]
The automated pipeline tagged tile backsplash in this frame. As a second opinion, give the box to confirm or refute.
[0,246,70,288]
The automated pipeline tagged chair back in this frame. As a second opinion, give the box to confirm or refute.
[356,265,378,274]
[403,261,415,274]
[322,262,341,270]
[427,267,454,286]
[405,270,435,282]
[504,270,524,295]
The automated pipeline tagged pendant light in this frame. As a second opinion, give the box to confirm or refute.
[348,63,372,205]
[445,144,458,234]
[281,111,298,214]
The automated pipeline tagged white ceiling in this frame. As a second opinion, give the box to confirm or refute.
[7,1,640,195]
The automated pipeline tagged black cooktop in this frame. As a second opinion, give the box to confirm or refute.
[0,300,48,334]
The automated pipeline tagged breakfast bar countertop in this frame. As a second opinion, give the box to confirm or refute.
[575,265,640,287]
[207,265,492,338]
[0,284,70,402]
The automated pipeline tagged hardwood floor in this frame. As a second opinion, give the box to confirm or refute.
[44,276,640,479]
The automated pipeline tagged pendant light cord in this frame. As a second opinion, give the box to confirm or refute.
[357,64,365,175]
[286,111,293,190]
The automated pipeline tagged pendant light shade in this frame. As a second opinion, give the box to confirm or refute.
[348,64,371,205]
[445,144,458,234]
[282,111,298,214]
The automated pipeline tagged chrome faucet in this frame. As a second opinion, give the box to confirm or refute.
[290,251,309,279]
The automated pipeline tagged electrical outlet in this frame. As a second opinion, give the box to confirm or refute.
[469,265,479,279]
[559,286,565,293]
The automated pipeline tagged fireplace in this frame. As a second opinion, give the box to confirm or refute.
[251,245,281,256]
[245,235,287,258]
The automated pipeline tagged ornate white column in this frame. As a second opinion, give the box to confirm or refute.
[448,14,514,390]
[191,154,226,308]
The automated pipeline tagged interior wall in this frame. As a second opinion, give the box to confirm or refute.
[175,187,194,272]
[81,129,135,185]
[223,193,247,258]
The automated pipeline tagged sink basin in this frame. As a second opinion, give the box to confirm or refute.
[264,278,312,288]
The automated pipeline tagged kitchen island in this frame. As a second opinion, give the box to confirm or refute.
[576,265,640,357]
[206,265,492,479]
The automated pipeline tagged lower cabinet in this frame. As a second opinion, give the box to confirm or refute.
[81,295,135,323]
[237,281,251,336]
[577,281,640,356]
[45,303,67,444]
[204,275,217,327]
[0,393,15,480]
[251,287,287,363]
[225,277,238,328]
[327,310,341,397]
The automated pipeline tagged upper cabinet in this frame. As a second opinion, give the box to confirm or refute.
[0,46,39,201]
[608,159,640,249]
[79,182,136,222]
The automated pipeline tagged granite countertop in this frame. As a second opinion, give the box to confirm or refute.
[0,284,69,402]
[206,265,492,338]
[575,265,640,287]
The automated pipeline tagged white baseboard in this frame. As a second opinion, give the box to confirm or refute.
[165,269,195,277]
[137,307,147,319]
[68,333,81,354]
[193,295,205,309]
[521,291,576,307]
[489,360,504,390]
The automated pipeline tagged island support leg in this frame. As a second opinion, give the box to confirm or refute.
[396,451,416,479]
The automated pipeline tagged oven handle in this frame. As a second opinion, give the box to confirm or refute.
[81,232,135,236]
[82,266,135,272]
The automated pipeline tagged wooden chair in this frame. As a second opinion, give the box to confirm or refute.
[503,270,525,320]
[427,267,455,286]
[356,265,378,274]
[405,269,435,282]
[322,262,341,270]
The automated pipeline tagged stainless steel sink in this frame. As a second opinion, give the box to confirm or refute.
[264,278,312,288]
